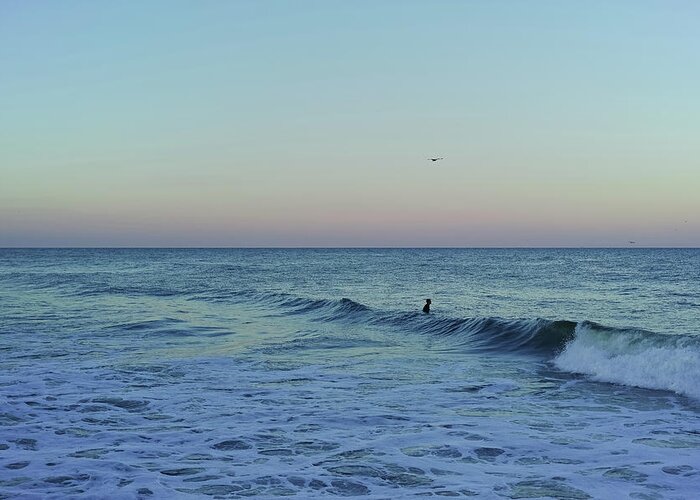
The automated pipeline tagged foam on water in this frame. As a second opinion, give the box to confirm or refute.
[555,322,700,399]
[2,348,700,499]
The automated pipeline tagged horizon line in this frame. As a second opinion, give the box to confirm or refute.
[1,246,699,250]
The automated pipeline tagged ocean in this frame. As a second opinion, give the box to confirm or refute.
[1,248,699,499]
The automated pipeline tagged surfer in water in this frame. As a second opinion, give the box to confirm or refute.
[422,299,431,313]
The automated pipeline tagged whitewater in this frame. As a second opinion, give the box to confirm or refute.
[1,248,699,498]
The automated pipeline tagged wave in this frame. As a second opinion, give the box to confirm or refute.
[248,291,577,354]
[247,291,373,321]
[105,318,234,339]
[247,291,700,399]
[554,322,700,400]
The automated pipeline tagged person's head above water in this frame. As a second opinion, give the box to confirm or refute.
[422,298,432,313]
[425,299,431,304]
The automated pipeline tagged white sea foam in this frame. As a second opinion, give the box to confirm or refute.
[3,351,700,499]
[554,322,700,399]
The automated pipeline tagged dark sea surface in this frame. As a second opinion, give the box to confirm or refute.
[1,248,699,498]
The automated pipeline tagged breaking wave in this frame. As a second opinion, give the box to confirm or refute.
[554,322,700,399]
[246,291,700,399]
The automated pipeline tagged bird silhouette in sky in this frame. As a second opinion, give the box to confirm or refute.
[428,157,444,162]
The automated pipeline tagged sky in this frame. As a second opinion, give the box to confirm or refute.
[1,0,698,247]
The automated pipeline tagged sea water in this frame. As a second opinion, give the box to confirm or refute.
[1,248,699,499]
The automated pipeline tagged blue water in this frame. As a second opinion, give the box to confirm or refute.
[1,248,699,498]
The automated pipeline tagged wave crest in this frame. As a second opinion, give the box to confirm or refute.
[247,291,700,399]
[250,291,575,354]
[554,322,700,399]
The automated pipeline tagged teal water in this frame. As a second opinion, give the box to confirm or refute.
[1,249,699,498]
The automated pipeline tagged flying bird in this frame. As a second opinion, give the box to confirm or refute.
[428,157,444,162]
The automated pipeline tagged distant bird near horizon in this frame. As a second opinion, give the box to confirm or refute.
[629,241,636,244]
[428,157,444,162]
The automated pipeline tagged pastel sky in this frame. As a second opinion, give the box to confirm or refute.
[2,1,698,247]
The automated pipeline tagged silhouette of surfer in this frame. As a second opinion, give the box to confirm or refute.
[422,299,431,313]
